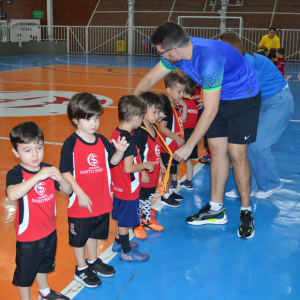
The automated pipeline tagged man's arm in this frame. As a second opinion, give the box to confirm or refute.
[132,62,170,95]
[173,89,221,162]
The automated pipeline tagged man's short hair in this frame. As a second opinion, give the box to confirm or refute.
[138,92,162,109]
[67,93,104,128]
[10,122,44,151]
[164,72,186,89]
[277,48,285,56]
[118,95,147,122]
[151,21,191,50]
[157,94,172,117]
[183,76,197,96]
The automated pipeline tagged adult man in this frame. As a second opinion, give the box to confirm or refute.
[133,22,261,239]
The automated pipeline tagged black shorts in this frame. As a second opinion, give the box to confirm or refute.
[13,230,57,287]
[68,213,110,248]
[184,128,198,159]
[140,187,157,201]
[207,91,261,144]
[161,152,178,174]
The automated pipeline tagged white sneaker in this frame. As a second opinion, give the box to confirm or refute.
[255,183,282,199]
[225,190,255,198]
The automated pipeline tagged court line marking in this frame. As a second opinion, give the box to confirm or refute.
[291,120,300,122]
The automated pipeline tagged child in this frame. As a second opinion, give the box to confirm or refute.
[276,48,285,75]
[158,72,187,207]
[110,95,154,262]
[59,93,129,287]
[268,48,278,65]
[132,92,165,239]
[6,122,72,300]
[179,76,201,190]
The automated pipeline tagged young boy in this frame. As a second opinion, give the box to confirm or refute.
[179,76,201,190]
[59,93,129,288]
[132,92,165,239]
[6,122,72,300]
[110,95,154,261]
[159,72,187,207]
[276,48,286,75]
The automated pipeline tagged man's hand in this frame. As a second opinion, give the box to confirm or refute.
[173,144,193,162]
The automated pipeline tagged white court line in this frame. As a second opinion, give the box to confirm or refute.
[291,120,300,122]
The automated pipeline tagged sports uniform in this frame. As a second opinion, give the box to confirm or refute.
[276,57,285,75]
[259,34,280,51]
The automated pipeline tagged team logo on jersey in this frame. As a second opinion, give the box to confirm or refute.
[0,91,113,117]
[87,153,99,166]
[70,223,76,235]
[34,182,46,196]
[155,144,160,157]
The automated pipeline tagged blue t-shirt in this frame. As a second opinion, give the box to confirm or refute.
[160,37,260,101]
[244,53,287,101]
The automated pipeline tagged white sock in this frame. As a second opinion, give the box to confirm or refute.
[209,201,223,211]
[169,189,173,194]
[163,193,170,199]
[241,206,252,212]
[39,287,50,297]
[77,265,88,271]
[87,259,96,264]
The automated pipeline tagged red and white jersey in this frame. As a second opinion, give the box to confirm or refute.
[159,106,184,153]
[6,163,59,242]
[133,123,161,188]
[192,86,202,101]
[110,128,142,200]
[180,96,199,129]
[276,57,285,75]
[60,133,115,218]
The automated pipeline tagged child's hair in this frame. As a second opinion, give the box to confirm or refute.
[257,50,266,56]
[157,94,172,117]
[138,92,162,109]
[118,95,147,122]
[164,72,186,89]
[268,48,277,60]
[277,48,285,56]
[183,75,197,96]
[67,93,104,128]
[10,122,44,151]
[259,46,268,53]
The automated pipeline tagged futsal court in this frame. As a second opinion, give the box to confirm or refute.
[0,54,299,300]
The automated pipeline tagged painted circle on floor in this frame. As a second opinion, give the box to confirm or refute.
[0,91,113,117]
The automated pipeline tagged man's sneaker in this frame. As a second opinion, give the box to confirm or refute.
[198,157,211,165]
[38,290,70,300]
[142,219,164,231]
[133,224,147,239]
[186,203,227,225]
[159,195,180,208]
[112,240,139,253]
[119,248,150,263]
[87,258,115,277]
[225,190,255,198]
[74,266,101,288]
[171,192,184,201]
[180,180,194,190]
[171,180,178,189]
[255,183,282,198]
[237,210,255,239]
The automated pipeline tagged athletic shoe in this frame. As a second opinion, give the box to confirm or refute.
[171,192,184,201]
[112,240,139,253]
[74,266,102,288]
[159,195,180,208]
[119,248,150,263]
[225,190,255,198]
[38,290,70,300]
[237,210,255,239]
[133,224,147,239]
[86,258,115,277]
[198,157,210,165]
[255,183,282,199]
[142,219,164,231]
[171,180,178,189]
[180,180,194,190]
[151,208,158,215]
[186,203,227,225]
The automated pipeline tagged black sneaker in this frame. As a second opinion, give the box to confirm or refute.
[237,210,255,239]
[171,192,184,201]
[74,266,102,288]
[159,195,180,207]
[186,203,227,225]
[38,290,70,300]
[87,258,116,277]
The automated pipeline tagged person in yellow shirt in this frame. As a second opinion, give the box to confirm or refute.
[259,26,280,51]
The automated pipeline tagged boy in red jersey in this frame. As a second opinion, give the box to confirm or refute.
[159,72,187,207]
[6,122,72,300]
[276,48,285,76]
[59,93,129,288]
[110,95,154,262]
[132,92,165,239]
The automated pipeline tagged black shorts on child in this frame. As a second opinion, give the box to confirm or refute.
[161,152,178,174]
[184,128,198,159]
[68,213,110,247]
[13,229,57,287]
[112,195,140,228]
[140,186,157,201]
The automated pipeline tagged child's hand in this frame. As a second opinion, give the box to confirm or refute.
[197,100,203,110]
[37,167,53,181]
[298,74,300,82]
[175,136,185,147]
[141,171,149,183]
[145,161,154,173]
[78,193,93,213]
[111,136,130,153]
[50,167,64,182]
[176,99,186,107]
[160,161,166,174]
